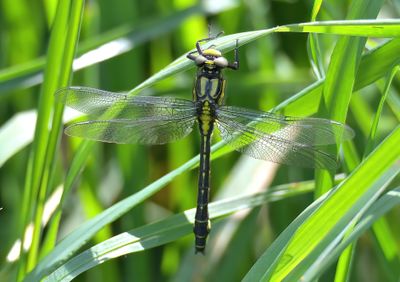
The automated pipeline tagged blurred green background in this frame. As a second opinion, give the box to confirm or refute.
[1,0,400,281]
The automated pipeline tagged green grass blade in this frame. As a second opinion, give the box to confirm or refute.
[364,66,400,156]
[36,0,85,259]
[131,19,400,95]
[335,2,394,274]
[23,151,199,281]
[302,187,400,281]
[243,125,400,281]
[276,19,400,36]
[307,0,324,79]
[42,182,313,282]
[310,0,323,20]
[315,0,383,195]
[281,38,400,117]
[360,67,400,282]
[18,0,84,277]
[356,38,400,89]
[283,164,399,281]
[2,18,399,93]
[0,6,202,93]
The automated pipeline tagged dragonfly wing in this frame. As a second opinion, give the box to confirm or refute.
[216,106,353,169]
[56,86,196,119]
[65,115,197,145]
[218,106,354,146]
[57,86,198,144]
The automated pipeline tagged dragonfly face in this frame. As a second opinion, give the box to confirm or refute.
[56,32,354,255]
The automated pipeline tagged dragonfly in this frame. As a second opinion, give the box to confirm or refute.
[56,33,354,254]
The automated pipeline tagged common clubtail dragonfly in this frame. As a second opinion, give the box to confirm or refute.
[56,33,354,254]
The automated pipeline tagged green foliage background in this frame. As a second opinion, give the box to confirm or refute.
[1,0,400,281]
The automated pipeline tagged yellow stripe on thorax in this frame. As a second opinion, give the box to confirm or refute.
[199,101,213,135]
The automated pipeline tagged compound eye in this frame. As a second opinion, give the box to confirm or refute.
[195,55,207,66]
[214,56,228,68]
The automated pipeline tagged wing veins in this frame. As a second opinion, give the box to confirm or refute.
[216,116,337,169]
[218,106,353,145]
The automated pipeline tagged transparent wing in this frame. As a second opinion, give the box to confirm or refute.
[55,86,196,119]
[65,116,196,144]
[216,106,354,169]
[57,86,197,144]
[217,106,354,145]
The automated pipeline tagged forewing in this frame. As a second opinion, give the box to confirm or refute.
[55,86,196,120]
[65,115,196,144]
[57,86,197,144]
[216,106,354,169]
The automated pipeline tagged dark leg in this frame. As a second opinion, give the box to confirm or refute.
[228,39,239,70]
[187,29,224,61]
[195,29,224,55]
[187,50,198,61]
[187,35,221,60]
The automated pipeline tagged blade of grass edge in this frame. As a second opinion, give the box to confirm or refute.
[43,182,314,282]
[316,0,383,195]
[17,1,84,278]
[38,0,85,260]
[307,0,324,80]
[26,0,85,272]
[0,6,202,93]
[23,148,201,282]
[313,5,383,279]
[299,186,400,281]
[335,65,400,282]
[243,125,400,281]
[282,164,400,281]
[270,126,400,280]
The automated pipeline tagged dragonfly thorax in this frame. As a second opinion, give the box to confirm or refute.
[194,68,225,106]
[192,47,227,105]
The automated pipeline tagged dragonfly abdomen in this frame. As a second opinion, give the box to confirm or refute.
[194,132,212,254]
[194,100,216,253]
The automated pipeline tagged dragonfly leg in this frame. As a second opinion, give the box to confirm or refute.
[186,36,217,59]
[194,132,213,254]
[193,29,225,57]
[228,39,239,70]
[187,50,198,60]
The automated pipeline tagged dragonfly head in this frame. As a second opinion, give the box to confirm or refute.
[195,48,229,69]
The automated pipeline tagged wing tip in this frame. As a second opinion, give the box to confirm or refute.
[343,124,356,141]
